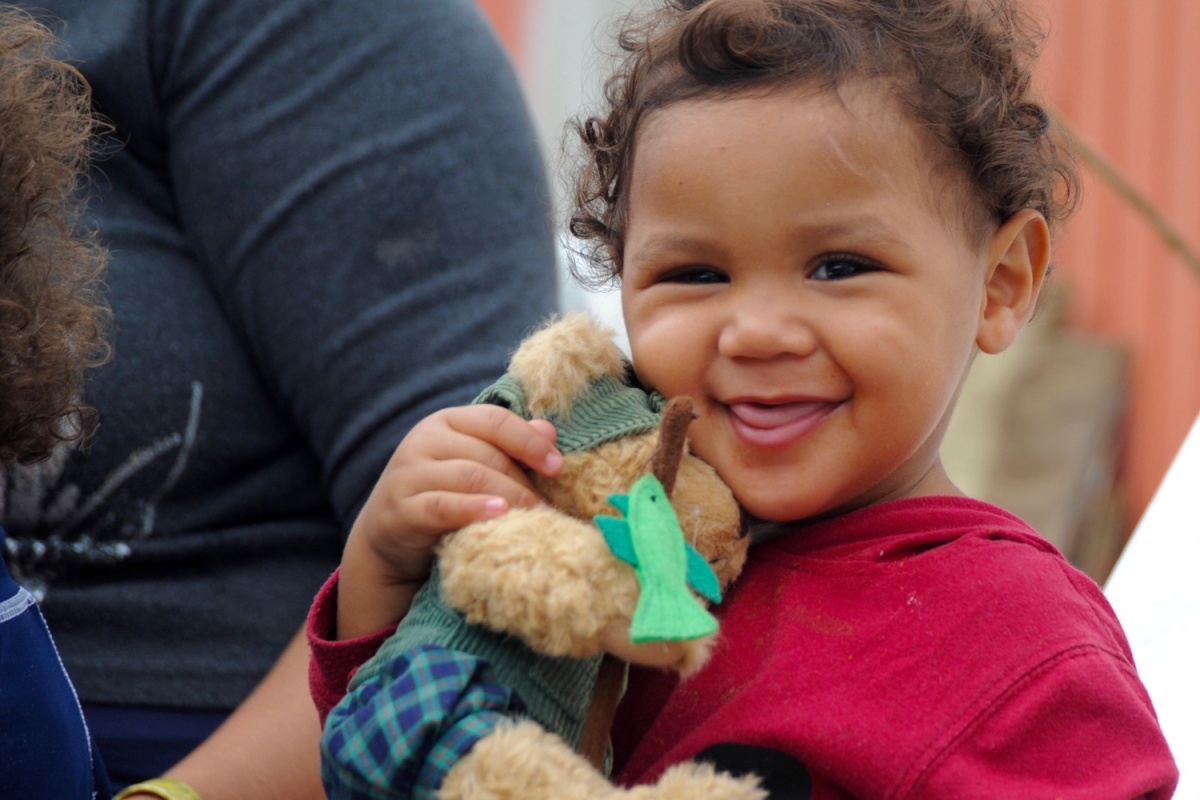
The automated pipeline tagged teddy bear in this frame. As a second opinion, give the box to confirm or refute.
[321,314,764,800]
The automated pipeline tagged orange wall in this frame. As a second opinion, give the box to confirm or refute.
[1037,0,1200,527]
[476,0,530,73]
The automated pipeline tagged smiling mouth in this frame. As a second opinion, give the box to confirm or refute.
[725,399,842,449]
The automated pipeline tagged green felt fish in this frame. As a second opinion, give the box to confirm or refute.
[594,474,721,643]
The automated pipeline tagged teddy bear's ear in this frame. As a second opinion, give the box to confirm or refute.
[509,313,627,417]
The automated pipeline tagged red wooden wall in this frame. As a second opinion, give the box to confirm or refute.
[1038,0,1200,527]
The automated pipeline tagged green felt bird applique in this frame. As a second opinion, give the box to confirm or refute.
[594,473,722,643]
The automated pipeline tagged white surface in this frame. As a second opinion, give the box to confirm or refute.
[1106,413,1200,798]
[524,0,638,324]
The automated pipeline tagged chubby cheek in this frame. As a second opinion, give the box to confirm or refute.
[687,417,824,521]
[626,311,707,397]
[684,413,727,468]
[839,310,968,447]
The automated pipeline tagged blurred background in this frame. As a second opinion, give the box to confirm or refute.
[475,0,1200,585]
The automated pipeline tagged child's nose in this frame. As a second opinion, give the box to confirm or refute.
[717,297,818,360]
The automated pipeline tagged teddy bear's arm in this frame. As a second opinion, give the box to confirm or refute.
[438,506,712,673]
[438,506,633,658]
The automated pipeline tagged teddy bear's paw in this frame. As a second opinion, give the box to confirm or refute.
[439,507,638,658]
[438,719,617,800]
[673,634,717,677]
[508,313,626,418]
[624,761,766,800]
[597,620,714,675]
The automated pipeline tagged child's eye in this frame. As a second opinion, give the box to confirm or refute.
[660,266,728,285]
[810,256,878,281]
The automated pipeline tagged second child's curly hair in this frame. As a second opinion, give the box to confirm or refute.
[0,6,109,465]
[569,0,1080,286]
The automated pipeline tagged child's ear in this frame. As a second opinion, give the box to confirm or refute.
[976,208,1051,355]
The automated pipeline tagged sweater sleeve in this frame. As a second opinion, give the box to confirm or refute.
[308,570,397,726]
[152,0,557,526]
[912,647,1179,799]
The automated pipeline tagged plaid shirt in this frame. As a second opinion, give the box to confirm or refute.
[321,644,526,800]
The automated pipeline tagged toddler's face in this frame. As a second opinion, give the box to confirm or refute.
[621,86,991,522]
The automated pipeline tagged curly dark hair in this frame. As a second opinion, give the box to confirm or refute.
[568,0,1080,286]
[0,6,109,465]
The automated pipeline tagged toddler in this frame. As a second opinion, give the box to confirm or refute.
[310,0,1178,797]
[0,6,110,798]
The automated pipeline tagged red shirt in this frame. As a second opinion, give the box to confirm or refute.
[309,496,1178,797]
[307,569,396,726]
[612,497,1178,798]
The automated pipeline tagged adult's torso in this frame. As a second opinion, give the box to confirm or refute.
[0,0,556,709]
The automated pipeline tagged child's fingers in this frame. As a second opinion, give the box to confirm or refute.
[433,432,543,496]
[387,458,544,526]
[396,481,539,545]
[412,491,515,534]
[433,458,544,510]
[527,418,557,444]
[443,406,563,476]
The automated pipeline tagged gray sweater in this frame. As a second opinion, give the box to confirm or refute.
[0,0,556,710]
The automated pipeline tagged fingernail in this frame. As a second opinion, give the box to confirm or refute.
[544,452,563,472]
[484,498,506,518]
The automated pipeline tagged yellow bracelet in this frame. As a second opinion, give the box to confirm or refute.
[114,777,203,800]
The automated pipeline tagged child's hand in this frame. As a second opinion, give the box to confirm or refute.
[337,405,562,639]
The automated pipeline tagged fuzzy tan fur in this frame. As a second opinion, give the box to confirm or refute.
[439,314,748,674]
[532,434,748,591]
[439,506,638,658]
[438,719,766,800]
[438,429,746,675]
[508,312,627,418]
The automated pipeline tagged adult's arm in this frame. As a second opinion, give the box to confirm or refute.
[156,0,556,528]
[160,627,322,800]
[123,0,556,797]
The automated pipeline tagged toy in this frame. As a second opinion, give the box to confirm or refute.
[322,314,763,800]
